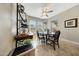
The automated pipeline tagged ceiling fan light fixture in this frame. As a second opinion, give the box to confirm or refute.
[41,4,53,17]
[42,12,48,17]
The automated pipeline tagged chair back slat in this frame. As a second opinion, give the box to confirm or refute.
[54,31,61,41]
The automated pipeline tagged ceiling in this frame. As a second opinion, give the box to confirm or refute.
[22,3,79,19]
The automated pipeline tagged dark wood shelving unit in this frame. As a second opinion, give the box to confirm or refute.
[16,3,33,48]
[8,3,34,56]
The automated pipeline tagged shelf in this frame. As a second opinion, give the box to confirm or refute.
[12,44,33,56]
[15,33,33,40]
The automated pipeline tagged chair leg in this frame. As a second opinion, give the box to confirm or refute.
[53,41,56,50]
[57,41,59,48]
[46,39,48,44]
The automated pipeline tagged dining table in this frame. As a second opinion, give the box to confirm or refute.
[38,31,55,44]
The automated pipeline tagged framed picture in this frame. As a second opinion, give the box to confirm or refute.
[64,18,78,28]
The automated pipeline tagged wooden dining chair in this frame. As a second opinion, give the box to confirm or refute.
[48,30,61,50]
[37,31,46,42]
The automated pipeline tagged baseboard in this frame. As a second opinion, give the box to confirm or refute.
[60,38,79,46]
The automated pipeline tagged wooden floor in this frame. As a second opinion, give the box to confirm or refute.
[35,39,79,56]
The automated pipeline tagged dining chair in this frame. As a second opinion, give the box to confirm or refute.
[37,31,46,42]
[48,30,61,50]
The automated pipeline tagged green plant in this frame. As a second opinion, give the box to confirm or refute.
[24,39,32,45]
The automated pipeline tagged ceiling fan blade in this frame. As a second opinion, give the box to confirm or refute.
[47,10,53,13]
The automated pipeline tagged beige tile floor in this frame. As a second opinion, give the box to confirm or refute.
[33,35,79,56]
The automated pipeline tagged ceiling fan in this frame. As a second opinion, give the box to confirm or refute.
[42,7,53,17]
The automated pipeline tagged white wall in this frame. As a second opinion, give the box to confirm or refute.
[0,3,16,56]
[11,4,17,36]
[51,4,79,43]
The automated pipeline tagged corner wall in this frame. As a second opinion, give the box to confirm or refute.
[51,4,79,43]
[0,3,16,56]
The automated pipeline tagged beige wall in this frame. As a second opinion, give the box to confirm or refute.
[0,3,16,56]
[51,4,79,43]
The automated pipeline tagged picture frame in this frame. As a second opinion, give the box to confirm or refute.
[64,18,78,28]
